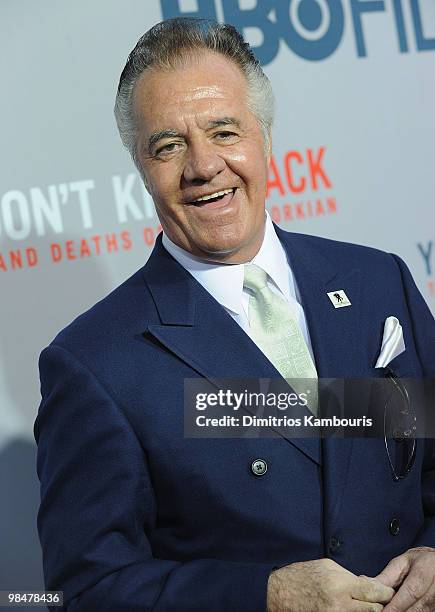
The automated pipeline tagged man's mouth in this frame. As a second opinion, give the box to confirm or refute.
[190,187,236,206]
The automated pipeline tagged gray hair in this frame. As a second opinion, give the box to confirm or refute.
[114,18,274,170]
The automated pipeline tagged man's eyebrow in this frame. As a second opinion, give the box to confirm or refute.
[148,129,182,154]
[207,117,242,129]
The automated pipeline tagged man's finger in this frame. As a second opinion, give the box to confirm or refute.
[383,574,433,612]
[375,555,410,589]
[351,575,395,603]
[407,581,435,611]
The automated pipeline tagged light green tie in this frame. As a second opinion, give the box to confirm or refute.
[244,264,318,415]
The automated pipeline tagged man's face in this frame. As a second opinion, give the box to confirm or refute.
[133,51,270,263]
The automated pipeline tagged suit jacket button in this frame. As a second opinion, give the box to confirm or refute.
[251,459,267,476]
[329,536,341,553]
[389,518,400,536]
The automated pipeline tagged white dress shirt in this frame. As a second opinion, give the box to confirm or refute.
[162,212,316,364]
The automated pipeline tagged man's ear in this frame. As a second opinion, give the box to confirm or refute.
[135,145,150,193]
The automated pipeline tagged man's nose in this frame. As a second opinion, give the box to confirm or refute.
[182,140,226,183]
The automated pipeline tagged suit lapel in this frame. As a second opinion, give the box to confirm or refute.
[276,226,364,524]
[275,226,363,378]
[142,235,320,464]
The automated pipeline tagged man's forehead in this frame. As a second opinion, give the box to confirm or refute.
[135,83,248,135]
[134,52,248,106]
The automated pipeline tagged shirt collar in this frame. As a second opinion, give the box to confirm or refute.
[161,211,291,315]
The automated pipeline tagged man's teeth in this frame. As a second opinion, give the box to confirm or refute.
[193,188,234,203]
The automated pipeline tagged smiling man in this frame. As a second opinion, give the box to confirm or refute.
[130,34,270,264]
[132,53,267,263]
[35,18,435,612]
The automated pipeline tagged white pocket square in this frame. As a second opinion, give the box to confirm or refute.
[375,316,406,368]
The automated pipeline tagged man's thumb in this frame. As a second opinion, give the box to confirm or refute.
[375,554,410,589]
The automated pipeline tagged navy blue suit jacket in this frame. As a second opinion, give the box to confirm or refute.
[35,226,435,611]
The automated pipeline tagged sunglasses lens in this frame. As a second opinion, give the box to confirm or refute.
[384,378,416,480]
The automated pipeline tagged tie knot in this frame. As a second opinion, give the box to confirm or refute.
[244,264,268,293]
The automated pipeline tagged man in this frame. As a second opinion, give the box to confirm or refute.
[35,18,435,611]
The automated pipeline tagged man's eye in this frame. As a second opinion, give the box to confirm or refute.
[215,131,237,139]
[156,142,179,156]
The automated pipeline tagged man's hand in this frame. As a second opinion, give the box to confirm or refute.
[375,546,435,611]
[267,558,395,611]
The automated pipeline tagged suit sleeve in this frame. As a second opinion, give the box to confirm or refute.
[390,255,435,548]
[35,344,274,611]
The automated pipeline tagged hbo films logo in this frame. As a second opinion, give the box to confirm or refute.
[161,0,435,65]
